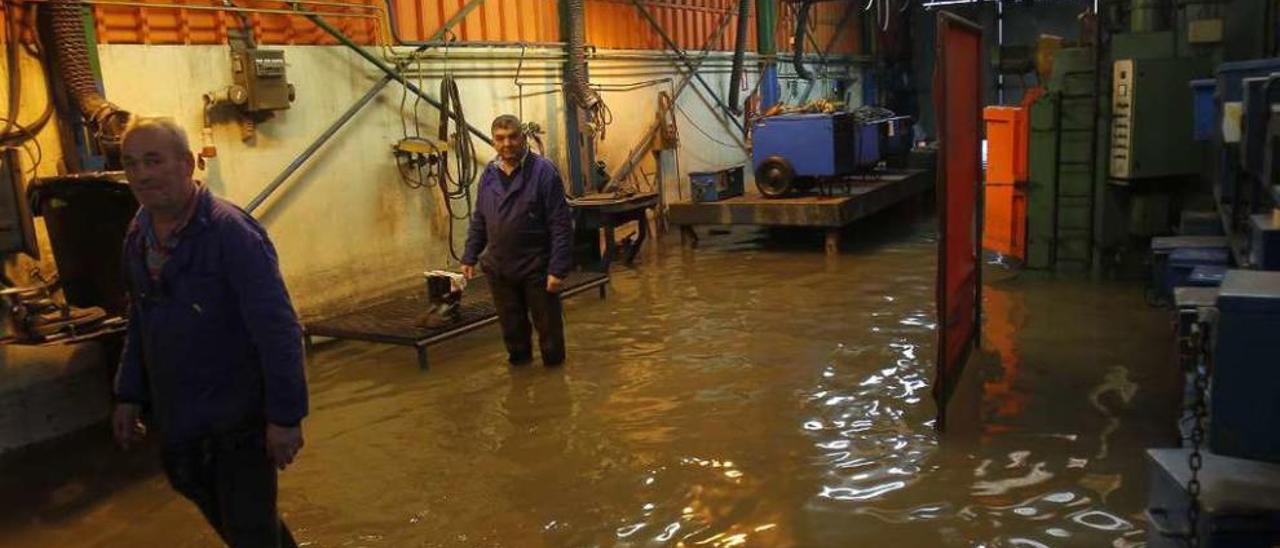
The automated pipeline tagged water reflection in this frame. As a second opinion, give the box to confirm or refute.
[0,222,1176,547]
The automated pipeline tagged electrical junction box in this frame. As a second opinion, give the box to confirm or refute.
[231,49,294,112]
[1110,58,1200,180]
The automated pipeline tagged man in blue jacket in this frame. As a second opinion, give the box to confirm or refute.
[111,117,307,547]
[461,114,574,366]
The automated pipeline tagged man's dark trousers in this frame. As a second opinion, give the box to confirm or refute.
[488,272,565,365]
[162,427,298,548]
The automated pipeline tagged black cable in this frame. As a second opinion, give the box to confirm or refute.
[1,2,54,145]
[674,103,740,149]
[0,119,43,176]
[4,0,22,138]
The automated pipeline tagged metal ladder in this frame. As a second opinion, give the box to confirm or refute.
[1050,69,1100,271]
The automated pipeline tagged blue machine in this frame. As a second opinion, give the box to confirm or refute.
[1152,236,1232,301]
[751,113,881,198]
[1213,58,1280,203]
[1241,76,1272,177]
[1166,247,1231,294]
[1144,448,1280,547]
[1211,270,1280,463]
[1188,265,1229,286]
[1252,214,1280,270]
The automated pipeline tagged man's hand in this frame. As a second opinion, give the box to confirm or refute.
[461,264,476,280]
[112,403,146,449]
[546,275,565,294]
[266,423,304,471]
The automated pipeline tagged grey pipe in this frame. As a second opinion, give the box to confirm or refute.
[247,73,393,214]
[727,0,751,113]
[296,6,493,147]
[564,0,600,110]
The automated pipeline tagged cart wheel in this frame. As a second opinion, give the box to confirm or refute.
[755,156,795,198]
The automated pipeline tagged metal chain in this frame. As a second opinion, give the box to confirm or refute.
[1185,316,1213,548]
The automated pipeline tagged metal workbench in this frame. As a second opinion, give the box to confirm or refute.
[304,272,609,369]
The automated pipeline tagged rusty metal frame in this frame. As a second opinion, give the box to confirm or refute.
[932,10,983,432]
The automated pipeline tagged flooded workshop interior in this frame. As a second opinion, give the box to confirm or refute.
[2,0,1279,547]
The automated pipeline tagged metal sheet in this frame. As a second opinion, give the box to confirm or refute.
[933,10,982,432]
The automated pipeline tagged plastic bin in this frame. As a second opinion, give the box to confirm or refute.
[27,172,138,316]
[984,106,1028,184]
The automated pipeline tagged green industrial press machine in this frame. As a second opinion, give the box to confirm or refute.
[1024,0,1271,275]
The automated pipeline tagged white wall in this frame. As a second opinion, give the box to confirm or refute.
[96,44,853,317]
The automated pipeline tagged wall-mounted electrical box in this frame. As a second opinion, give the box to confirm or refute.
[231,49,294,113]
[1110,58,1200,180]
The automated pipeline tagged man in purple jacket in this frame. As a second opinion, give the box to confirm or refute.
[461,114,574,366]
[111,117,306,547]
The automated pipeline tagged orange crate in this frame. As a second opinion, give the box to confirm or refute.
[983,183,1027,260]
[984,106,1028,184]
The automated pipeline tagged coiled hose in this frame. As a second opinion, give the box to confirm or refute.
[438,76,476,261]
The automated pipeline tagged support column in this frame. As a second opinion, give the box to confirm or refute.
[756,0,779,108]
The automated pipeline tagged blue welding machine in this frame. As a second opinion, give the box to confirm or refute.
[1211,269,1280,463]
[751,113,881,198]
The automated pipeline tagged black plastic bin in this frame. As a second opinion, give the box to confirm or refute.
[28,172,138,316]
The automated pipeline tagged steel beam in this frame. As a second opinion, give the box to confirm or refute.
[612,8,739,184]
[627,0,745,135]
[295,4,493,147]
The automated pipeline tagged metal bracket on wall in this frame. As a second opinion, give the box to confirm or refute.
[244,3,486,216]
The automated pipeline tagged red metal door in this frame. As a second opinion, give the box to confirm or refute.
[932,11,983,432]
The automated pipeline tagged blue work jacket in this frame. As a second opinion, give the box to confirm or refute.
[114,187,307,447]
[462,153,574,280]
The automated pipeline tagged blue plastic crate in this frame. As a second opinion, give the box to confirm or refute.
[689,165,744,203]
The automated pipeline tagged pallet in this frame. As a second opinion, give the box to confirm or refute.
[667,168,932,256]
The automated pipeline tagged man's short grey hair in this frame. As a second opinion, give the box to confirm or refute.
[122,116,192,156]
[491,114,522,133]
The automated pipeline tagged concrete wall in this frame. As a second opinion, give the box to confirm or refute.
[96,45,854,318]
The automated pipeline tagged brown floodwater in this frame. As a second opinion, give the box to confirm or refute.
[0,212,1179,547]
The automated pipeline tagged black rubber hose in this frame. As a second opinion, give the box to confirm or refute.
[50,0,130,157]
[565,0,599,110]
[727,0,750,113]
[793,0,814,81]
[2,5,55,145]
[4,1,21,138]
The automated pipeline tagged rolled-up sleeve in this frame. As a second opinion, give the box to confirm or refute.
[223,217,308,427]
